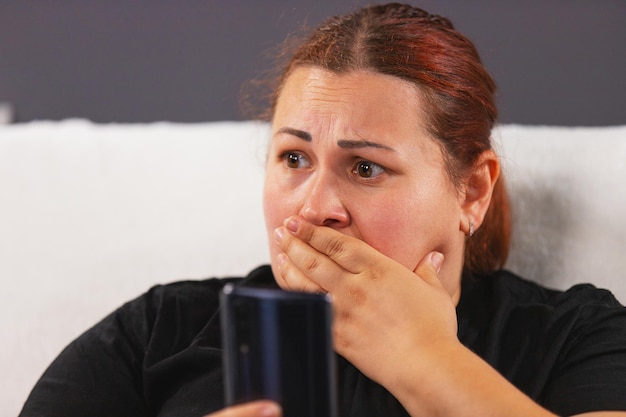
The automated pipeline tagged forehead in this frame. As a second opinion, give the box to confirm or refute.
[273,67,428,135]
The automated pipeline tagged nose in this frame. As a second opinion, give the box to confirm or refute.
[299,171,350,228]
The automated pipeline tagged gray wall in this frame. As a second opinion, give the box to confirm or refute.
[1,0,624,125]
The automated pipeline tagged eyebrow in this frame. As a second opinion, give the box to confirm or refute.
[337,139,395,152]
[276,127,395,152]
[276,127,312,142]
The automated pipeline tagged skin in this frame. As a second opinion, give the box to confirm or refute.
[205,67,625,417]
[265,67,473,301]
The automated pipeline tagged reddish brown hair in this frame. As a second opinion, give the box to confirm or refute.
[261,3,510,275]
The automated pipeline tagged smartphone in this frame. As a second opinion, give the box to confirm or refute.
[220,283,338,417]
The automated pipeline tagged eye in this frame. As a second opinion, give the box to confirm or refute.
[281,152,311,169]
[353,160,385,179]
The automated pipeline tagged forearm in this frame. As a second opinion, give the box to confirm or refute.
[391,340,557,417]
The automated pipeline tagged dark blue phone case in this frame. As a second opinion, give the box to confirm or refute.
[220,284,338,417]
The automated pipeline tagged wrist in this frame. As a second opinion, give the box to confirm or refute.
[388,340,557,417]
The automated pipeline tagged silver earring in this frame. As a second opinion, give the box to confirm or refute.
[469,221,474,237]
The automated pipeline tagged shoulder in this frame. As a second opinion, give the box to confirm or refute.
[461,269,626,343]
[125,265,274,308]
[137,275,237,315]
[19,266,276,415]
[461,269,623,313]
[70,265,275,354]
[63,265,275,370]
[143,264,274,301]
[116,264,275,333]
[458,269,626,414]
[458,269,626,368]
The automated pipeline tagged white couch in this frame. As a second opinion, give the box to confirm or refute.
[1,120,625,417]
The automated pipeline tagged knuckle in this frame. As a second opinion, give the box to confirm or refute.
[324,234,347,259]
[280,233,294,252]
[303,254,322,273]
[342,280,367,306]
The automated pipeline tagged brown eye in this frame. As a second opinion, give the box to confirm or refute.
[282,152,310,169]
[354,160,384,178]
[286,153,299,168]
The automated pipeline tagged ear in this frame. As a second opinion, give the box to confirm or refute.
[459,150,500,235]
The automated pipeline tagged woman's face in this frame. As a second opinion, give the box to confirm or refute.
[263,67,468,295]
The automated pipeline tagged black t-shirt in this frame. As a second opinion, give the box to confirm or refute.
[19,265,626,416]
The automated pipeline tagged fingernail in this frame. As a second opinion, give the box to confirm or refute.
[276,253,287,267]
[285,217,299,233]
[260,402,281,417]
[430,252,444,274]
[274,227,284,243]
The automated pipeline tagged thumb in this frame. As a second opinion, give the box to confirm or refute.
[203,401,282,417]
[413,251,444,287]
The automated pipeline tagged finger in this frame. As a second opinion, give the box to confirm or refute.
[283,215,377,274]
[275,221,349,292]
[203,401,282,417]
[274,252,327,293]
[413,251,444,288]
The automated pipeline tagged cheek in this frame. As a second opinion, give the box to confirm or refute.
[263,184,282,282]
[263,179,286,235]
[263,172,306,283]
[354,199,423,267]
[262,172,300,255]
[354,190,460,270]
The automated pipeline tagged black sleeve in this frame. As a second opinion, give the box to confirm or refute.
[19,289,157,417]
[541,292,626,415]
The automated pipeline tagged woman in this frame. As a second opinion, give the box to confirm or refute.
[20,3,626,417]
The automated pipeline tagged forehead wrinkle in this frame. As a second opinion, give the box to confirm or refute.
[303,81,360,104]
